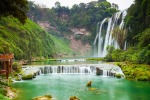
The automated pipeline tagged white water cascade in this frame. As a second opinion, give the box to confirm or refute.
[94,10,127,57]
[22,64,124,77]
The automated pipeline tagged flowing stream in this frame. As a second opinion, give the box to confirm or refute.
[12,59,150,100]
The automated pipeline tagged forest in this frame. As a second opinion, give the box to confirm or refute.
[0,0,150,100]
[27,0,118,43]
[27,0,150,64]
[0,0,149,64]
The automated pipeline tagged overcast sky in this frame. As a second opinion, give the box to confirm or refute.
[28,0,134,10]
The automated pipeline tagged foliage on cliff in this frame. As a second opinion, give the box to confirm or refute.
[27,0,117,44]
[125,0,150,46]
[104,29,150,64]
[0,17,72,60]
[104,0,150,64]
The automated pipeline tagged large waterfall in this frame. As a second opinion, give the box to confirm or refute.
[94,10,127,57]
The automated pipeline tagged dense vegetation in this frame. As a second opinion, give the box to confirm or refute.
[104,0,150,65]
[125,0,150,46]
[0,0,28,24]
[116,62,150,81]
[27,0,118,43]
[0,81,9,100]
[0,17,72,60]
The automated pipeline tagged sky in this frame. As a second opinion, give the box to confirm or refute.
[28,0,134,10]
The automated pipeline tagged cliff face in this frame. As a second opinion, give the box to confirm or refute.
[69,35,91,56]
[37,21,92,56]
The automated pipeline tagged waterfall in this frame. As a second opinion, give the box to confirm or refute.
[94,10,127,57]
[102,70,108,76]
[39,65,95,74]
[98,18,108,57]
[22,64,124,77]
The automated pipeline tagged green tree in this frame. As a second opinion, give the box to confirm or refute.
[0,0,28,24]
[55,1,61,8]
[104,46,115,61]
[138,28,150,47]
[125,0,150,45]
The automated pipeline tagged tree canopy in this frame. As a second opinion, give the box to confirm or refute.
[27,1,117,43]
[0,0,28,24]
[125,0,150,46]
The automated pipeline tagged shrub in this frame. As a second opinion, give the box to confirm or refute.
[12,62,21,72]
[0,93,10,100]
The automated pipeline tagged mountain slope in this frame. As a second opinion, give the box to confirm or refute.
[0,17,72,59]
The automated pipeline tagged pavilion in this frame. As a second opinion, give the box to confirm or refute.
[0,54,14,79]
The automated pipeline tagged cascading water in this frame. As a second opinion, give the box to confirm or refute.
[94,10,127,57]
[22,64,124,77]
[39,65,95,74]
[98,18,108,57]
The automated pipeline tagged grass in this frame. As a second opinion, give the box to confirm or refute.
[86,57,103,61]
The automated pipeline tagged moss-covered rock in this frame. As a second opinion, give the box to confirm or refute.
[32,95,52,100]
[22,74,33,80]
[70,96,80,100]
[15,77,21,81]
[136,76,149,81]
[86,81,92,87]
[115,74,122,78]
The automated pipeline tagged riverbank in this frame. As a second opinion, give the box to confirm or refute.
[114,62,150,81]
[87,57,150,81]
[0,79,16,100]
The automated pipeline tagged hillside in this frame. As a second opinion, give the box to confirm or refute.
[0,17,72,60]
[27,0,117,55]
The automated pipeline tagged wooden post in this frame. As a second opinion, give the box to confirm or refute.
[10,59,12,73]
[6,61,9,79]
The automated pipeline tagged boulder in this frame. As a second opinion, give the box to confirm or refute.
[70,96,80,100]
[96,67,103,75]
[86,81,92,87]
[115,74,122,78]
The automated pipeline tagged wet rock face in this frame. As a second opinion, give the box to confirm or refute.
[96,67,103,75]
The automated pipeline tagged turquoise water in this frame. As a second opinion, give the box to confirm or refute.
[12,74,150,100]
[30,59,101,65]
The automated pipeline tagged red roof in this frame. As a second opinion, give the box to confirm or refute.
[0,54,14,60]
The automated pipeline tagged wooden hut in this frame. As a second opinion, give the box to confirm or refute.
[0,54,14,79]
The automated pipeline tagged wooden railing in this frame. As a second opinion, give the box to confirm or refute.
[0,54,14,59]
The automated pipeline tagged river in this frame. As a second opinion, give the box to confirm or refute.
[12,59,150,100]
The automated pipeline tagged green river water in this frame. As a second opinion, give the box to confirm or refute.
[12,60,150,100]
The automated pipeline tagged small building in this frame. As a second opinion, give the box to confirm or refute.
[0,54,14,79]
